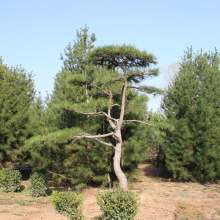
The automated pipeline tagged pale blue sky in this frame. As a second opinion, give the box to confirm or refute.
[1,0,219,111]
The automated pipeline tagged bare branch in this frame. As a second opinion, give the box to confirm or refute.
[123,120,155,126]
[113,77,124,82]
[107,85,117,130]
[74,132,115,148]
[112,104,121,108]
[101,111,117,122]
[75,132,114,140]
[64,108,117,122]
[94,138,115,148]
[118,77,127,128]
[71,81,109,95]
[89,83,110,96]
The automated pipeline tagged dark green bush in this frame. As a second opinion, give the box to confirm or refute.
[96,189,139,220]
[50,190,84,219]
[29,172,49,197]
[0,168,22,192]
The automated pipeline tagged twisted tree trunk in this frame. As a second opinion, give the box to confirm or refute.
[113,129,128,190]
[112,75,128,190]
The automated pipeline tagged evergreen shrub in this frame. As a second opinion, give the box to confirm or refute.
[96,189,139,220]
[29,172,49,197]
[0,168,22,192]
[50,190,84,219]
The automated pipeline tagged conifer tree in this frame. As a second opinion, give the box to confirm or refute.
[25,27,162,189]
[70,45,162,189]
[0,58,35,163]
[160,48,220,181]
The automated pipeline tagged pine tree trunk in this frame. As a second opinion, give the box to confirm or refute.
[113,130,128,190]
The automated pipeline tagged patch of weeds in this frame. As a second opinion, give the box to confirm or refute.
[36,198,49,205]
[15,199,27,206]
[202,187,209,193]
[12,213,23,216]
[0,188,5,194]
[202,187,220,198]
[15,197,49,206]
[179,188,190,197]
[207,190,219,198]
[216,209,220,215]
[209,209,220,219]
[175,203,205,220]
[0,197,14,205]
[0,209,9,213]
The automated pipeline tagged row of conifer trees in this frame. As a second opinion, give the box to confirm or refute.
[0,27,219,187]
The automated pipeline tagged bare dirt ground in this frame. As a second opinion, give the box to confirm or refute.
[0,163,219,220]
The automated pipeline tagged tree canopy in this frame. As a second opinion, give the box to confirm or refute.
[89,45,157,69]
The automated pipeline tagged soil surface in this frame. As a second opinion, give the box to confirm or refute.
[0,163,219,220]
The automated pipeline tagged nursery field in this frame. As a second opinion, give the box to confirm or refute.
[0,163,219,220]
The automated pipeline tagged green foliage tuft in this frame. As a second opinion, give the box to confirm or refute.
[96,189,139,219]
[0,168,22,192]
[89,45,157,69]
[29,172,49,197]
[50,190,84,219]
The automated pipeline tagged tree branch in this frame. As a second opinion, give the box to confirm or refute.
[89,83,110,96]
[64,108,117,122]
[127,71,158,77]
[118,77,127,128]
[127,86,163,94]
[123,120,155,126]
[107,85,117,129]
[112,103,121,108]
[101,111,117,122]
[71,81,109,96]
[75,132,114,140]
[74,132,115,148]
[94,138,115,148]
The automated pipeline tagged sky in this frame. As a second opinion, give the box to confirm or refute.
[1,0,219,112]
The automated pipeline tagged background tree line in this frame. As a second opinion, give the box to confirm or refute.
[0,27,219,188]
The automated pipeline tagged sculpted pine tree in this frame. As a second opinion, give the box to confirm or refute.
[70,46,162,189]
[25,28,161,188]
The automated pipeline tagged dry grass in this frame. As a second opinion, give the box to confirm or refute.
[0,163,219,219]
